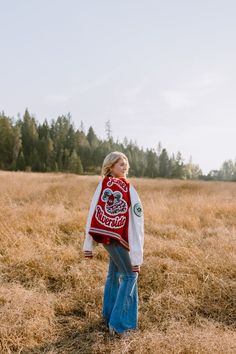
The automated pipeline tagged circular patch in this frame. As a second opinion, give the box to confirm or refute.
[133,202,142,217]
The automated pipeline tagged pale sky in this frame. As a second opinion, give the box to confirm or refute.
[0,0,235,174]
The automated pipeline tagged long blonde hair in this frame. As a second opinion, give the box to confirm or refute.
[101,151,130,177]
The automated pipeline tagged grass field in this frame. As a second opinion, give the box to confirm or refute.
[0,171,235,353]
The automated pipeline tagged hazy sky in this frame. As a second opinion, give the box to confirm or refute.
[0,0,235,174]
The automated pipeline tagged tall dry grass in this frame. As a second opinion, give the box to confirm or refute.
[0,171,235,353]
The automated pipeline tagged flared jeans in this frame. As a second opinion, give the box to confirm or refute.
[102,238,139,334]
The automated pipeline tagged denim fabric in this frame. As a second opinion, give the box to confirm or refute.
[102,238,139,334]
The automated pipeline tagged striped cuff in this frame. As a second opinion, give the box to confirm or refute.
[132,265,140,272]
[84,250,93,258]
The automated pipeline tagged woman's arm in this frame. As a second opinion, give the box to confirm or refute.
[82,180,102,257]
[128,184,144,272]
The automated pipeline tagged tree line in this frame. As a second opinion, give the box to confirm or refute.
[0,109,235,181]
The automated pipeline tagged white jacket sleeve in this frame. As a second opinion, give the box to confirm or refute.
[128,184,144,271]
[82,180,102,257]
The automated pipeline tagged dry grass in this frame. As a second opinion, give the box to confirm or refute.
[0,170,235,353]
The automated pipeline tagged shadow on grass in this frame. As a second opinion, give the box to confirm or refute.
[22,317,113,354]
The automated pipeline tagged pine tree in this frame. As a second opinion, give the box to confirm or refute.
[11,126,22,170]
[68,149,83,174]
[0,113,15,169]
[159,148,169,178]
[87,126,99,148]
[21,108,39,170]
[16,151,26,170]
[145,149,158,177]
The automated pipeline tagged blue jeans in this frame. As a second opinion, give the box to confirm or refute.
[102,238,139,334]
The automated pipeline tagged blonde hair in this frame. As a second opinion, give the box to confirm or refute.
[101,151,130,177]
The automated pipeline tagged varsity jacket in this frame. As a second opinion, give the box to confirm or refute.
[83,177,144,272]
[89,176,131,249]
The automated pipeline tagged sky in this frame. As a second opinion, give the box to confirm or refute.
[0,0,235,175]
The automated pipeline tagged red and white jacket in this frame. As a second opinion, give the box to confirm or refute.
[83,176,144,272]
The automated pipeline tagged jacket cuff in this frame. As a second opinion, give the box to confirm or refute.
[84,250,93,257]
[132,265,140,272]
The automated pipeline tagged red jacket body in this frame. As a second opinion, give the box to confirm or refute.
[88,175,131,250]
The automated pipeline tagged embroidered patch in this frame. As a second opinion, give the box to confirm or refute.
[101,188,128,215]
[133,202,142,217]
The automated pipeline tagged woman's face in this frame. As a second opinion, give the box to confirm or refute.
[110,158,128,178]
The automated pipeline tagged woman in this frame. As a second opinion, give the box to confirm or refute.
[83,151,144,336]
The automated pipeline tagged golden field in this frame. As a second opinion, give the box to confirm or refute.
[0,171,236,354]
